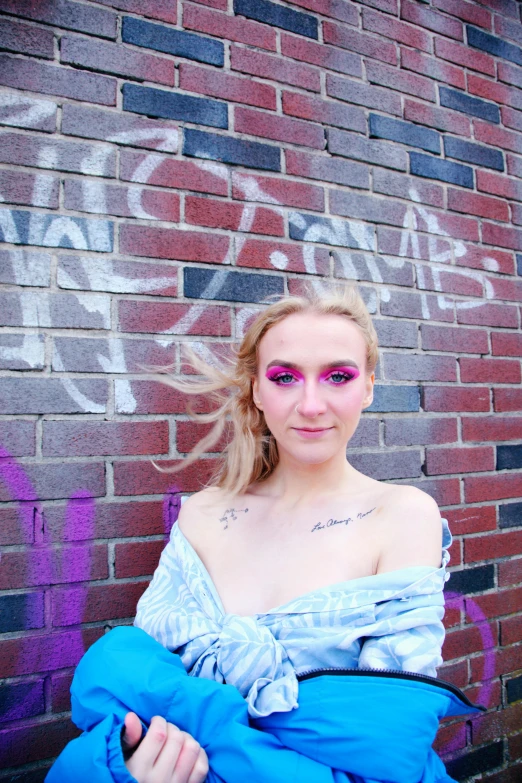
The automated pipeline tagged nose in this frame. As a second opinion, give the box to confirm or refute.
[297,381,328,418]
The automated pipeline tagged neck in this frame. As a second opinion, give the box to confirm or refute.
[261,449,360,509]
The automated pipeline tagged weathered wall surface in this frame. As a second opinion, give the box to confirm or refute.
[0,0,521,779]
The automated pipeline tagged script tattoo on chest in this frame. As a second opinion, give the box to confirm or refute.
[218,507,249,530]
[311,507,377,533]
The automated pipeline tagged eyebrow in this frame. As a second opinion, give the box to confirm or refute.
[266,359,360,371]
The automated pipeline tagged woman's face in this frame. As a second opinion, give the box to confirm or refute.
[252,313,375,465]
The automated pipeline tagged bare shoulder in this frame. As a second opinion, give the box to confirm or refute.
[177,486,227,532]
[377,484,443,572]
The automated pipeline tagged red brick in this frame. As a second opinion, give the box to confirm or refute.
[94,0,178,23]
[43,499,167,542]
[456,301,518,328]
[62,104,179,150]
[185,0,226,8]
[437,659,468,689]
[0,544,108,590]
[0,169,59,209]
[432,0,492,29]
[435,37,495,75]
[414,209,479,242]
[465,475,522,506]
[0,507,35,546]
[114,540,165,578]
[0,0,117,37]
[443,597,463,628]
[447,537,463,567]
[179,62,276,109]
[401,0,463,39]
[185,195,284,235]
[404,100,471,135]
[280,32,361,77]
[322,20,397,65]
[43,421,169,457]
[463,414,522,442]
[468,74,522,111]
[432,720,467,754]
[232,171,324,211]
[285,149,369,188]
[443,505,497,536]
[357,0,398,13]
[61,35,174,85]
[511,202,522,226]
[460,357,521,384]
[362,7,432,52]
[447,189,509,222]
[421,324,488,353]
[236,238,329,274]
[373,169,443,207]
[288,0,358,24]
[115,379,211,415]
[507,153,522,178]
[176,419,232,453]
[502,106,522,133]
[64,180,180,221]
[501,616,522,645]
[494,13,522,45]
[51,672,74,713]
[494,388,522,412]
[409,477,461,506]
[119,225,230,263]
[477,171,522,201]
[462,678,501,710]
[366,60,436,101]
[400,48,465,89]
[499,557,522,587]
[282,90,365,132]
[230,46,320,92]
[0,719,79,768]
[475,120,522,155]
[417,264,484,297]
[474,702,522,748]
[52,581,148,625]
[0,17,55,59]
[467,588,522,623]
[183,2,276,51]
[0,54,117,105]
[113,457,218,496]
[425,446,495,475]
[498,61,522,89]
[454,244,515,275]
[0,131,116,177]
[118,300,231,336]
[508,737,522,765]
[0,628,102,678]
[57,258,178,297]
[470,644,522,682]
[120,150,227,196]
[443,623,497,660]
[234,106,325,149]
[484,276,522,302]
[423,386,491,414]
[483,222,522,251]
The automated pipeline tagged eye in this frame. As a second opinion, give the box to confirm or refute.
[269,372,298,385]
[326,371,357,385]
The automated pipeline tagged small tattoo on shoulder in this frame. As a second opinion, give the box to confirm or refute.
[219,507,249,530]
[311,507,376,533]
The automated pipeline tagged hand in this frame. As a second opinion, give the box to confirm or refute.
[122,712,208,783]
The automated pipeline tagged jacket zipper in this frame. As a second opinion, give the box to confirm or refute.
[296,666,484,710]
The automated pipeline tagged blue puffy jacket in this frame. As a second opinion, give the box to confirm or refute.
[46,626,483,783]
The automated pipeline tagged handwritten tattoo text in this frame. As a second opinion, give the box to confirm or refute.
[311,507,376,533]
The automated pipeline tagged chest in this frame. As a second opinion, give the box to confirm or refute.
[187,503,383,616]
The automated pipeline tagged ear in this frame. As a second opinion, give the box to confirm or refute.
[251,376,263,410]
[361,372,375,410]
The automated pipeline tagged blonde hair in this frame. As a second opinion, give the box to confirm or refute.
[156,281,378,497]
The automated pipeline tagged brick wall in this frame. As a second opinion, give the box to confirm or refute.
[0,0,521,779]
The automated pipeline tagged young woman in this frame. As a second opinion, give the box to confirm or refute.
[48,283,473,783]
[123,283,446,782]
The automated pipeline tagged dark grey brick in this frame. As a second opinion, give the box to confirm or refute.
[467,25,522,67]
[329,128,408,171]
[0,249,51,286]
[507,675,522,704]
[0,334,45,370]
[444,137,504,171]
[349,450,422,481]
[445,742,503,781]
[234,0,318,40]
[347,418,379,449]
[445,565,495,595]
[410,152,473,188]
[0,209,113,252]
[499,501,522,528]
[439,86,500,124]
[330,191,407,227]
[184,268,283,303]
[366,385,420,412]
[334,251,414,287]
[497,444,522,470]
[517,254,522,276]
[122,16,224,66]
[184,129,280,171]
[374,319,418,348]
[0,292,110,330]
[0,592,45,633]
[0,378,107,414]
[0,680,45,723]
[0,420,35,456]
[123,83,227,129]
[385,416,456,446]
[289,212,375,249]
[369,114,440,154]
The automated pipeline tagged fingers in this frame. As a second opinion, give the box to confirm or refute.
[124,716,208,783]
[186,747,209,783]
[170,733,203,783]
[126,715,173,779]
[122,712,143,755]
